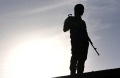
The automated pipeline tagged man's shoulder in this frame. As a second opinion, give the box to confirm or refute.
[81,19,86,24]
[64,16,75,24]
[66,16,74,20]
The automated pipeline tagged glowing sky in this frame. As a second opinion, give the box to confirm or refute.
[0,0,120,78]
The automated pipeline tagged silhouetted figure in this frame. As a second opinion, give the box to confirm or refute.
[63,4,93,77]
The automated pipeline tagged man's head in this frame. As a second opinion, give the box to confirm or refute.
[74,4,84,17]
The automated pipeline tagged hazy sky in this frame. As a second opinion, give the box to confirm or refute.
[0,0,120,78]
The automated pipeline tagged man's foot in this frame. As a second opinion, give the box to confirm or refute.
[76,74,83,78]
[70,74,77,78]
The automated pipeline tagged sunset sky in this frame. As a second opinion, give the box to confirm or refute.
[0,0,120,78]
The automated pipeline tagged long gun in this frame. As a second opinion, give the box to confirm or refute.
[89,41,100,56]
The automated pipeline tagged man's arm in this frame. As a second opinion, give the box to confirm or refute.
[63,15,74,32]
[63,18,70,32]
[83,21,93,44]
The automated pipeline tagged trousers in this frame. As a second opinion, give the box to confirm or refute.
[70,39,89,75]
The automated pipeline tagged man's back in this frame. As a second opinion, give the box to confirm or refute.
[64,16,88,41]
[69,17,87,40]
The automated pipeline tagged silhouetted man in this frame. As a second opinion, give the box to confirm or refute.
[63,4,93,77]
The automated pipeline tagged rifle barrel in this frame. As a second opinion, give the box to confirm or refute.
[90,43,100,56]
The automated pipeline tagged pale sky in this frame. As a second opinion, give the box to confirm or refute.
[0,0,120,78]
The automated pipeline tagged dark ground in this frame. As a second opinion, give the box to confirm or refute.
[54,68,120,78]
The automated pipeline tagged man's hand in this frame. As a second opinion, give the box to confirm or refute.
[63,15,74,32]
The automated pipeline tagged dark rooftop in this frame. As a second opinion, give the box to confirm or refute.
[54,68,120,78]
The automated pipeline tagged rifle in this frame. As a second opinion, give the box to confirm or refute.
[89,41,100,56]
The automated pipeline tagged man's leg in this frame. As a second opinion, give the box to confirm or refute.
[77,42,89,77]
[70,54,78,75]
[77,58,86,75]
[70,39,79,75]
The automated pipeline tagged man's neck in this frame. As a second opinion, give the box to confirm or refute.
[75,16,82,20]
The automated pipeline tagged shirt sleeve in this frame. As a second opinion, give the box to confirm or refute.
[83,21,91,41]
[63,16,74,32]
